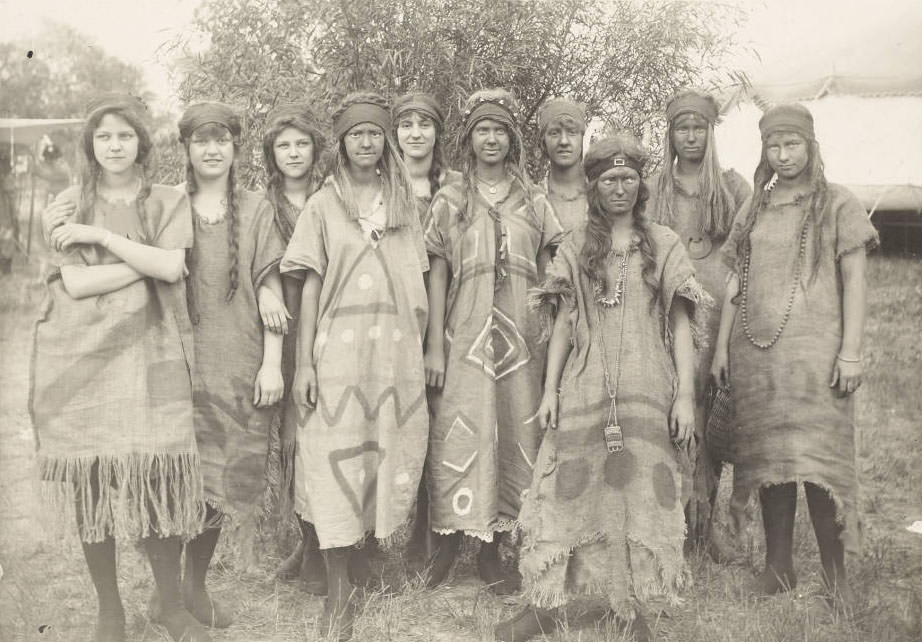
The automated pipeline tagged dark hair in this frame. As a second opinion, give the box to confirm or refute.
[580,135,658,306]
[262,113,325,242]
[393,105,445,200]
[77,106,155,237]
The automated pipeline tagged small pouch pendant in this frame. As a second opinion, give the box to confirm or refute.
[604,423,624,454]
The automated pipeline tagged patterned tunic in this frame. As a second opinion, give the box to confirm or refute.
[31,185,201,542]
[189,189,285,555]
[424,179,564,538]
[280,179,429,549]
[520,223,708,615]
[722,184,878,551]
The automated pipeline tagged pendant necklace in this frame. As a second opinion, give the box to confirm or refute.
[476,173,504,195]
[594,251,630,454]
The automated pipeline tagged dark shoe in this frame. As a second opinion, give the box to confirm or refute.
[275,539,304,580]
[477,540,521,595]
[751,565,797,595]
[494,607,556,642]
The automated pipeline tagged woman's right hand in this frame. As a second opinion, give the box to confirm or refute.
[424,345,445,388]
[292,364,318,411]
[537,390,559,430]
[42,199,77,243]
[710,346,730,389]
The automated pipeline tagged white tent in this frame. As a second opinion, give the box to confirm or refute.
[0,118,84,151]
[716,77,922,215]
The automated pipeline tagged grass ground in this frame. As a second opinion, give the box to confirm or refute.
[1,251,920,642]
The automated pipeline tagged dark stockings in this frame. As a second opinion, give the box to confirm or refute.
[804,482,850,602]
[757,482,798,593]
[182,505,232,627]
[81,538,126,642]
[426,531,460,588]
[478,532,521,595]
[144,536,211,642]
[493,606,557,642]
[321,546,355,640]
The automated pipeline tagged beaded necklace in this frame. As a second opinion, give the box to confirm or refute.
[593,235,639,307]
[595,253,630,454]
[739,208,810,350]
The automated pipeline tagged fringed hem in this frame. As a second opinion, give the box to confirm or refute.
[528,277,575,343]
[670,275,715,351]
[40,452,205,543]
[433,518,521,542]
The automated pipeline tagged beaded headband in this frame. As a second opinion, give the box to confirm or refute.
[461,96,520,140]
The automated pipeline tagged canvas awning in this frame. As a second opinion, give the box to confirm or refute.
[0,118,84,152]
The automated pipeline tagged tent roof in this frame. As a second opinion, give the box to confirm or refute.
[0,118,84,147]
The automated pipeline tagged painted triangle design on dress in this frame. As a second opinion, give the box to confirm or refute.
[329,243,399,319]
[463,306,531,380]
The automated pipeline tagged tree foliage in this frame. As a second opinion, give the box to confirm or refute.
[0,22,148,119]
[171,0,747,186]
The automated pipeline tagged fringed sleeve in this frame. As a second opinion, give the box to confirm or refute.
[528,237,579,343]
[658,226,715,351]
[720,195,752,273]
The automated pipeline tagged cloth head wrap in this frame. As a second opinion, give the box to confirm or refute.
[537,97,587,133]
[392,93,444,128]
[665,93,719,124]
[178,102,241,143]
[758,103,815,142]
[583,137,646,182]
[333,102,391,141]
[461,98,518,139]
[85,92,151,128]
[266,102,314,127]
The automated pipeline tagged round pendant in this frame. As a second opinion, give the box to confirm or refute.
[489,186,497,194]
[687,236,713,260]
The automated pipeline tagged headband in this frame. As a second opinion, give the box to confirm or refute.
[584,152,644,182]
[462,98,519,138]
[392,93,444,128]
[759,103,815,142]
[333,102,391,141]
[537,97,587,132]
[266,102,315,127]
[178,102,241,142]
[665,93,719,123]
[86,92,150,127]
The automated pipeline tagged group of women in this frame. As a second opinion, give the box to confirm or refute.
[31,86,876,642]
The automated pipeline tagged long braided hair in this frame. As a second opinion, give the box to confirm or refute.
[77,105,155,237]
[456,88,539,226]
[328,92,415,229]
[181,122,242,311]
[654,90,736,240]
[580,135,659,307]
[261,110,325,242]
[734,134,829,282]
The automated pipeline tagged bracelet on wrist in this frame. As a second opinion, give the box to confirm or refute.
[836,354,861,363]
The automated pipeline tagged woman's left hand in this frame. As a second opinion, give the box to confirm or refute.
[254,365,284,407]
[669,394,695,452]
[830,358,862,396]
[48,223,105,252]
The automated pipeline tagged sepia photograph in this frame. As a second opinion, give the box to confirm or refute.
[1,0,920,640]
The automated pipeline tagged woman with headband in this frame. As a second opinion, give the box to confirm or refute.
[281,91,428,639]
[647,89,751,559]
[712,104,876,604]
[36,93,207,642]
[259,102,330,592]
[498,134,704,642]
[537,97,589,232]
[155,101,287,630]
[423,88,564,593]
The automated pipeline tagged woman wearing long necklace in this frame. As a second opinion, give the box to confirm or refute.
[711,104,877,603]
[496,134,702,642]
[537,97,588,232]
[423,88,564,592]
[647,89,752,559]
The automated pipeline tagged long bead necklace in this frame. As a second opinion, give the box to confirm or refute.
[595,252,629,454]
[593,236,637,307]
[739,211,810,350]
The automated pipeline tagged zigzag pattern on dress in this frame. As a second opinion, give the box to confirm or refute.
[317,385,427,428]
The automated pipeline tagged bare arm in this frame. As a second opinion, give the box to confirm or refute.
[424,256,449,388]
[710,272,739,388]
[256,270,291,334]
[668,298,695,447]
[292,271,322,409]
[536,247,552,280]
[59,263,145,299]
[536,307,573,430]
[830,250,867,395]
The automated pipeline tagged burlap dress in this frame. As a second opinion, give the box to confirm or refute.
[647,170,751,506]
[722,184,878,551]
[188,189,285,559]
[31,185,202,542]
[541,175,587,233]
[520,223,710,617]
[424,180,564,539]
[280,179,430,549]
